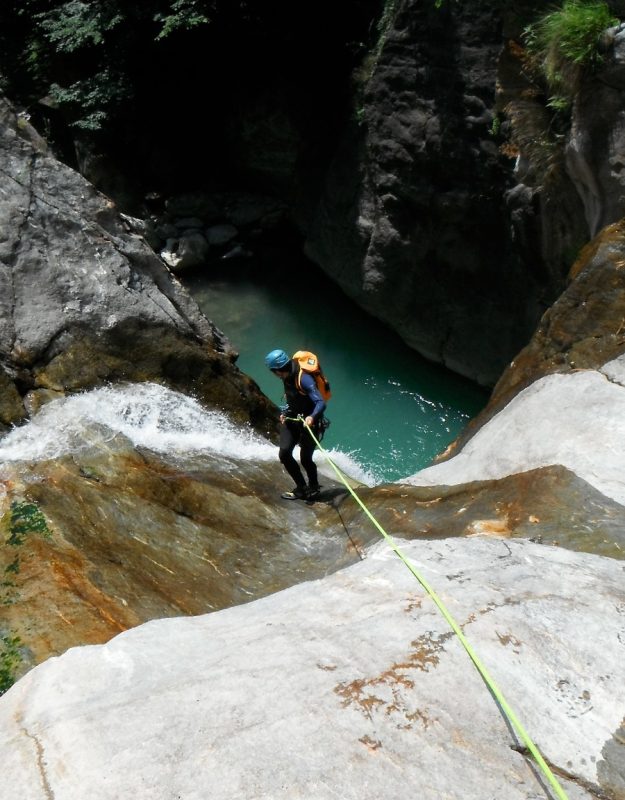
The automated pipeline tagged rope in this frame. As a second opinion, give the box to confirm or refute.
[290,415,569,800]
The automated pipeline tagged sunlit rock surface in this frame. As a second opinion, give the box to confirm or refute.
[407,358,625,500]
[1,537,623,800]
[444,220,625,457]
[4,378,625,689]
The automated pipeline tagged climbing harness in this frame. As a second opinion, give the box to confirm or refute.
[294,415,569,800]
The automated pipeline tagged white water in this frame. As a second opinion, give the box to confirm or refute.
[0,383,375,485]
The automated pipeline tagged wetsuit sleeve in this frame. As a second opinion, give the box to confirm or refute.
[299,372,326,419]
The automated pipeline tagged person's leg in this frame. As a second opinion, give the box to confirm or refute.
[299,434,319,492]
[279,423,306,491]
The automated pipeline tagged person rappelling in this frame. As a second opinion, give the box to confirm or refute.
[264,348,331,501]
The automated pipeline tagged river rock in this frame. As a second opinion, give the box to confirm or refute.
[5,377,625,687]
[206,223,238,245]
[160,230,210,271]
[500,219,625,392]
[1,536,623,800]
[340,464,625,561]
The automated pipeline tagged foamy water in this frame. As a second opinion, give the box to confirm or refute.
[0,383,375,485]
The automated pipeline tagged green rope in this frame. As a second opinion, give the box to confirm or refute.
[291,416,569,800]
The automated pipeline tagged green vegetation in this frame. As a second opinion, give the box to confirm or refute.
[0,0,376,192]
[350,0,399,121]
[33,1,124,52]
[496,0,621,186]
[0,1,214,130]
[154,0,211,40]
[0,634,22,696]
[489,114,502,137]
[524,0,619,103]
[374,0,399,58]
[352,0,398,91]
[6,500,51,546]
[1,500,52,605]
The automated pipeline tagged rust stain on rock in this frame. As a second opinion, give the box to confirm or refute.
[359,734,382,752]
[334,632,451,726]
[466,517,512,537]
[496,630,523,651]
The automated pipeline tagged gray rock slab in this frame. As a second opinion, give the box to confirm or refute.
[601,354,625,387]
[407,367,625,507]
[1,537,623,800]
[0,93,213,363]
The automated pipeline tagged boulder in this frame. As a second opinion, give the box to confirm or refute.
[0,93,275,433]
[206,223,238,245]
[406,356,625,534]
[160,230,210,271]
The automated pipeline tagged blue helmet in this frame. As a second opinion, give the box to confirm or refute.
[265,348,290,370]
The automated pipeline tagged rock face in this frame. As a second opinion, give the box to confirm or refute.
[4,4,625,392]
[300,3,625,387]
[566,24,625,238]
[450,219,625,450]
[343,465,625,561]
[0,94,275,433]
[3,12,625,796]
[1,536,623,800]
[302,0,545,387]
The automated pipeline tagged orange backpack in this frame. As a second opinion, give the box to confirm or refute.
[293,351,331,401]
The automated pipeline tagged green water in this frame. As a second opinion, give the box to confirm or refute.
[186,261,488,484]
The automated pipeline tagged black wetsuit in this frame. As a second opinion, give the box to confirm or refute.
[279,361,326,490]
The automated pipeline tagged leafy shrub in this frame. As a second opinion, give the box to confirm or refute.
[6,1,213,131]
[34,0,123,52]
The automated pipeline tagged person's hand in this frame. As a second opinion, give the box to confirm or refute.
[304,416,314,427]
[279,414,286,424]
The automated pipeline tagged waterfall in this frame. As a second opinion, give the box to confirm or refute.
[0,383,374,484]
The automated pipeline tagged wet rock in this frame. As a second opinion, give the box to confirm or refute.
[0,402,364,682]
[566,23,625,237]
[444,219,625,454]
[22,388,64,417]
[0,369,24,428]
